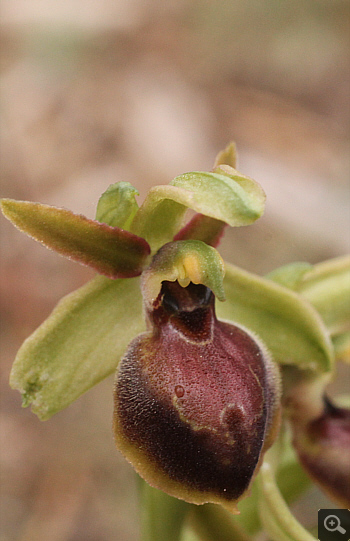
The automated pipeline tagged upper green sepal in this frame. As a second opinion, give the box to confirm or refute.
[131,165,265,252]
[171,167,265,226]
[0,198,150,278]
[95,181,139,229]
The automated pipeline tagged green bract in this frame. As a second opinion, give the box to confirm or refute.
[1,142,348,541]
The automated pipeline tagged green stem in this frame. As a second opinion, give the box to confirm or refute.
[189,504,253,541]
[140,480,191,541]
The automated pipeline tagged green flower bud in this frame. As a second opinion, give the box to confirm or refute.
[113,273,281,513]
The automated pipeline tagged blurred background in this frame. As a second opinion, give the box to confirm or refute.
[0,1,349,540]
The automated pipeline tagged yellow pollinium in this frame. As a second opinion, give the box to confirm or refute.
[141,240,226,309]
[177,253,204,287]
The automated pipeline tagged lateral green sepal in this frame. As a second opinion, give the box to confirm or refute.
[1,198,150,278]
[217,262,334,372]
[10,275,145,420]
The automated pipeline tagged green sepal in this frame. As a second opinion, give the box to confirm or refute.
[141,240,226,310]
[140,480,191,541]
[95,181,139,229]
[217,262,334,372]
[10,275,145,420]
[131,167,265,252]
[0,199,151,278]
[171,168,265,225]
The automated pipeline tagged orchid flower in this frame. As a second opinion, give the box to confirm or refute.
[1,143,349,541]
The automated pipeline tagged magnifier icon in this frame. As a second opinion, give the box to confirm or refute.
[324,515,346,534]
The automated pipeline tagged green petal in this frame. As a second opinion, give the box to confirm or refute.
[141,240,226,309]
[131,168,265,252]
[140,481,190,541]
[1,199,150,278]
[258,460,316,541]
[217,262,334,372]
[95,181,139,229]
[10,275,145,420]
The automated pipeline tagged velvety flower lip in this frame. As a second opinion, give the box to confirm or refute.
[114,272,281,514]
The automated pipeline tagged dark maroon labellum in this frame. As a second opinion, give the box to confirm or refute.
[114,281,281,511]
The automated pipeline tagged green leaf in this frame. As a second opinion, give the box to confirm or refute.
[10,275,145,419]
[140,481,191,541]
[216,262,334,372]
[141,240,226,310]
[95,181,139,229]
[1,199,150,278]
[131,167,265,252]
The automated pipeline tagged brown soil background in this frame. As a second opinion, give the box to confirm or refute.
[1,2,349,540]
